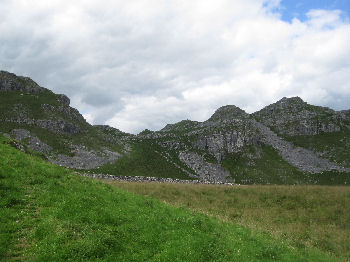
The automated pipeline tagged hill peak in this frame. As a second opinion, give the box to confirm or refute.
[208,105,248,122]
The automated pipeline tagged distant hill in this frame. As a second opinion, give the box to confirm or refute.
[1,70,349,184]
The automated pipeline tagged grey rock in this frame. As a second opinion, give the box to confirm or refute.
[253,97,342,135]
[36,119,84,134]
[41,104,86,123]
[0,71,43,93]
[11,129,52,153]
[49,146,121,169]
[179,151,230,182]
[208,105,249,122]
[252,120,350,173]
[81,173,236,185]
[56,94,70,106]
[194,130,259,161]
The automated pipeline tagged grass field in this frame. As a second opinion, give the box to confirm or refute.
[0,134,341,261]
[109,181,350,261]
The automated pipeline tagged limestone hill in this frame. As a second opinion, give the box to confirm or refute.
[1,70,349,185]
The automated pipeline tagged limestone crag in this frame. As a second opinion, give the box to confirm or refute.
[56,94,70,106]
[253,97,345,135]
[179,151,230,182]
[5,117,85,135]
[36,119,84,134]
[41,104,86,123]
[194,130,260,162]
[12,129,52,154]
[208,105,249,122]
[0,71,44,93]
[49,145,121,170]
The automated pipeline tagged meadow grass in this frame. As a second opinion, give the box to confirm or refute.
[108,181,350,261]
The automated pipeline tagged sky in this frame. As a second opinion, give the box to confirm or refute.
[1,0,350,134]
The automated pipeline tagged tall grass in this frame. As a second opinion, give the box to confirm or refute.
[109,181,350,261]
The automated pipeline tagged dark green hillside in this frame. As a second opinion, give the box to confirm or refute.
[221,145,350,185]
[0,134,335,261]
[91,140,195,180]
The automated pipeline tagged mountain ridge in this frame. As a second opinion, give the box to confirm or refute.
[1,70,349,184]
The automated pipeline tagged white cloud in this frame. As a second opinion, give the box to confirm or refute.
[0,0,349,133]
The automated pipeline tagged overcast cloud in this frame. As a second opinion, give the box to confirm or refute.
[1,0,350,133]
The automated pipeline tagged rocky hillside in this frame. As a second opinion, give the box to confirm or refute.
[0,71,129,169]
[1,70,349,185]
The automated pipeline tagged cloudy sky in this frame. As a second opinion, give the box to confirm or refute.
[1,0,350,133]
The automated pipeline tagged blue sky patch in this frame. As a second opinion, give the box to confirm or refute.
[279,0,349,22]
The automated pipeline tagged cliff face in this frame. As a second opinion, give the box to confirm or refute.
[252,97,346,136]
[1,70,350,184]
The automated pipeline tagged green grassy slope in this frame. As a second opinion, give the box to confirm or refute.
[0,134,337,261]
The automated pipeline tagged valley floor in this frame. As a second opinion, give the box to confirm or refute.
[106,181,350,261]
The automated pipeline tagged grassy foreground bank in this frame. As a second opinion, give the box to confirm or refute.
[0,135,340,261]
[109,182,350,261]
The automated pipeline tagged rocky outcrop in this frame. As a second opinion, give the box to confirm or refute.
[56,94,70,106]
[36,119,84,134]
[5,117,85,135]
[338,110,350,122]
[49,145,121,169]
[252,120,350,173]
[194,130,259,161]
[0,71,44,93]
[208,105,249,122]
[179,151,230,182]
[41,104,86,123]
[12,129,52,154]
[253,97,342,135]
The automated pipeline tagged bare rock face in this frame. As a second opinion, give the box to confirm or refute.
[0,71,43,93]
[12,129,52,154]
[179,151,230,182]
[41,104,86,123]
[251,120,350,173]
[49,146,121,170]
[56,94,70,106]
[194,131,259,161]
[338,110,350,122]
[36,119,84,134]
[253,97,342,135]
